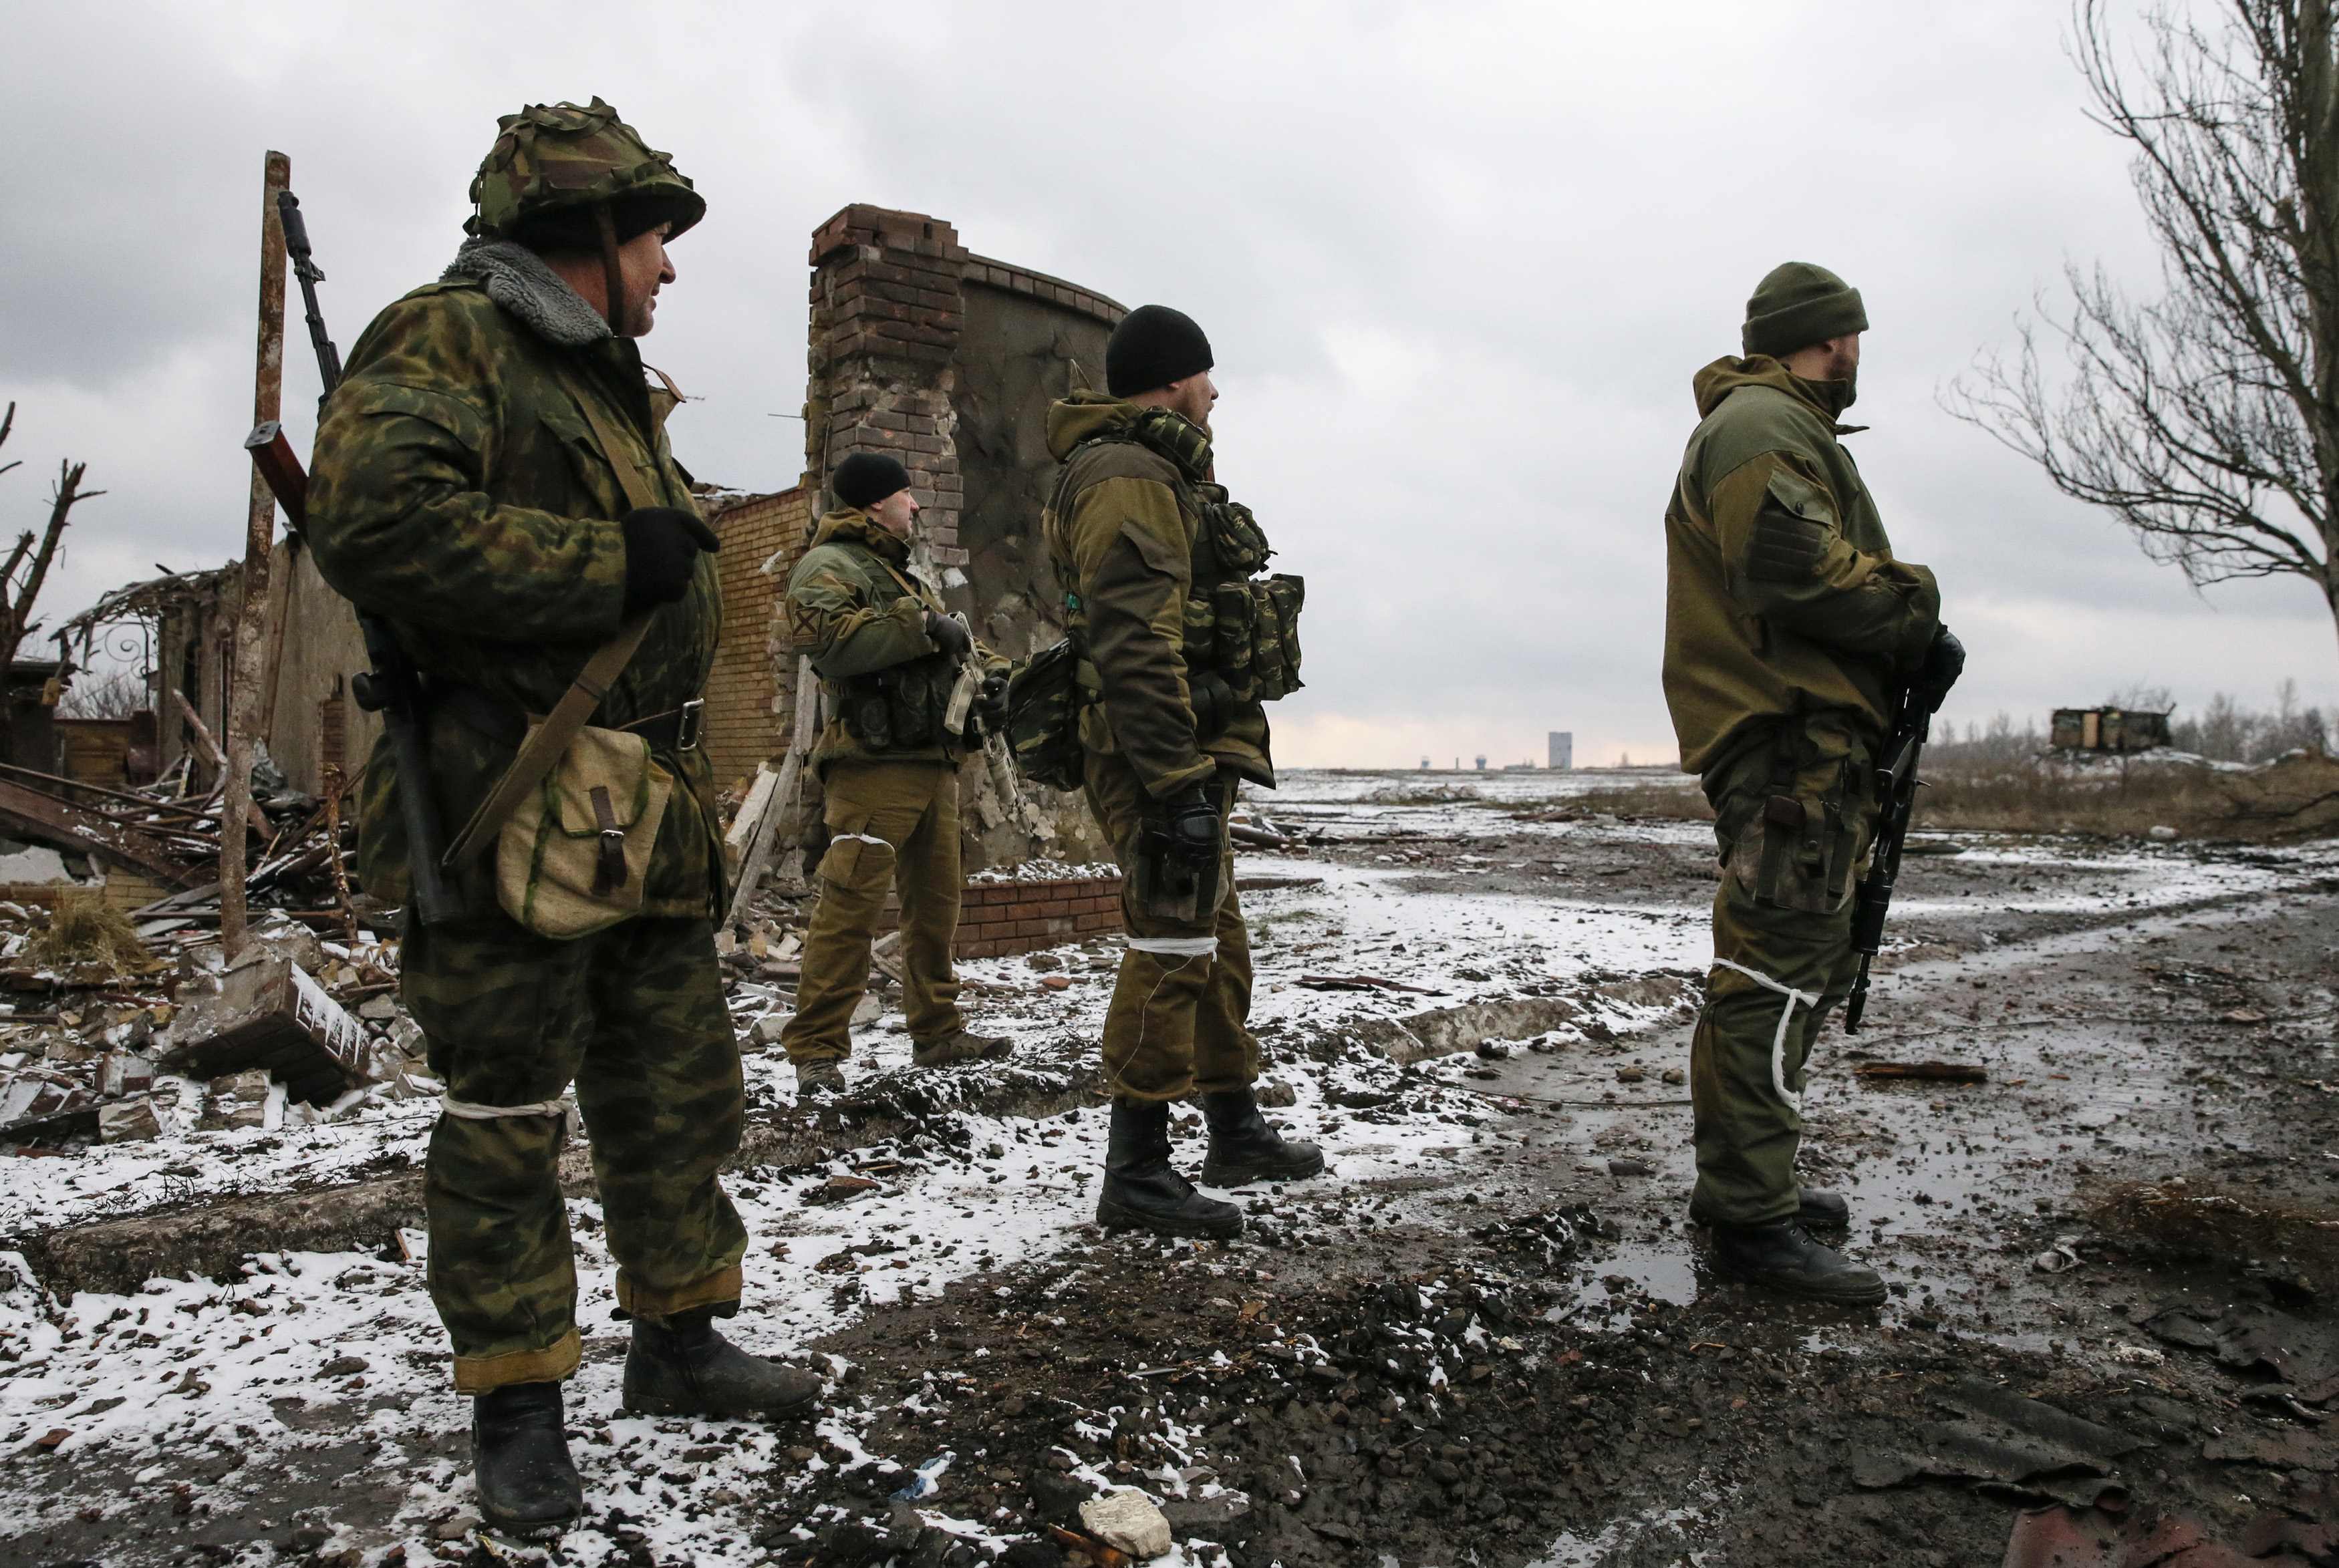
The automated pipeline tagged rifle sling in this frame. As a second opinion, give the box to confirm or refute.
[440,392,667,872]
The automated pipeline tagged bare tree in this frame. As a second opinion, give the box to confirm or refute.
[55,668,150,721]
[0,402,105,748]
[1947,2,2339,655]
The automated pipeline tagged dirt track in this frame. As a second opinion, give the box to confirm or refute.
[5,772,2337,1567]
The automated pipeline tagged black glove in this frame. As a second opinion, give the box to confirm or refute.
[620,507,720,616]
[1162,783,1222,865]
[925,611,972,661]
[976,673,1009,729]
[1188,672,1232,738]
[1913,625,1967,714]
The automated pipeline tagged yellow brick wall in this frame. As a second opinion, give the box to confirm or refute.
[704,488,810,792]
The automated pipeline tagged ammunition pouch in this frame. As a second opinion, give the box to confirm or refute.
[1721,723,1876,916]
[1002,637,1093,792]
[837,656,950,754]
[1182,573,1305,708]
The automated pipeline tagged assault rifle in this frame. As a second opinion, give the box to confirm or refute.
[940,614,1028,829]
[1842,687,1929,1032]
[243,189,460,925]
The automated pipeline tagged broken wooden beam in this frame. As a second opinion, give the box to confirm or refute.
[0,774,200,889]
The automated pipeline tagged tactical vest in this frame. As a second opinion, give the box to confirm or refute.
[1049,418,1304,722]
[825,542,957,754]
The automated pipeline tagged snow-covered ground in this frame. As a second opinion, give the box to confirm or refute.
[4,770,2332,1565]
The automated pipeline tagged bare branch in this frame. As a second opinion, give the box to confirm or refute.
[1947,1,2339,657]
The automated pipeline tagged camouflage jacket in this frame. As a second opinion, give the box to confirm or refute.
[1662,356,1941,777]
[306,251,722,917]
[785,510,1004,774]
[1043,392,1275,798]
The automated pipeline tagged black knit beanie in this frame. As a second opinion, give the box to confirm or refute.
[1105,305,1214,398]
[832,452,912,510]
[1742,263,1868,358]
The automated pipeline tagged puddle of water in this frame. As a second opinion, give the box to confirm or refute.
[1547,1241,1701,1331]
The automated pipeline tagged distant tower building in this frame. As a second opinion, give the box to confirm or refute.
[1419,755,1431,770]
[1548,730,1573,770]
[1474,754,1488,771]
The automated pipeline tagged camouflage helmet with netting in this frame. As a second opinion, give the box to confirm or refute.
[466,96,704,245]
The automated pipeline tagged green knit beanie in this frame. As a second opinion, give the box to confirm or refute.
[1742,262,1867,358]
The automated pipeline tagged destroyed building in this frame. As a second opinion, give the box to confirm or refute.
[701,203,1123,873]
[2051,705,2175,754]
[40,202,1122,934]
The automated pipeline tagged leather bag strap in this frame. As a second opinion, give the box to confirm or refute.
[440,392,668,871]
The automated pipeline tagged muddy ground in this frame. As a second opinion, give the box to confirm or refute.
[5,771,2337,1567]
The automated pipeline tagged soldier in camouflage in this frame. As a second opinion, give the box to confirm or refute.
[1663,263,1965,1304]
[306,98,815,1537]
[1043,305,1325,1241]
[779,452,1013,1093]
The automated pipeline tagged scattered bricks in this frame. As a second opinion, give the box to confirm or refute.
[98,1049,154,1098]
[162,952,368,1106]
[98,1097,162,1143]
[200,1070,272,1131]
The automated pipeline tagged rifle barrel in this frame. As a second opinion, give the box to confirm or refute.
[247,188,458,927]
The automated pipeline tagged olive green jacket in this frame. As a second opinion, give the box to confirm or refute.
[1043,393,1274,798]
[307,275,722,915]
[1662,356,1941,777]
[785,510,1005,775]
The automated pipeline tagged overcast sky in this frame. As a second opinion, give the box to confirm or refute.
[6,0,2331,772]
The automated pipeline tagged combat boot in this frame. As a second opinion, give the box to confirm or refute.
[912,1028,1014,1068]
[1796,1188,1850,1229]
[1095,1098,1242,1239]
[1689,1187,1851,1230]
[623,1309,821,1420]
[1710,1219,1887,1305]
[1198,1088,1326,1187]
[794,1058,847,1097]
[471,1381,583,1538]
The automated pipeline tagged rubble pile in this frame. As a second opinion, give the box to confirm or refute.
[0,769,849,1159]
[0,905,414,1152]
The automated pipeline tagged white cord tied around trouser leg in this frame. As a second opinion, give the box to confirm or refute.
[1125,935,1220,957]
[1108,935,1222,1088]
[1711,959,1821,1115]
[439,1095,582,1144]
[439,1095,573,1119]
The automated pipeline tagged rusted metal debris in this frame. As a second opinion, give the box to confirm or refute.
[1297,973,1447,995]
[1853,1060,1990,1084]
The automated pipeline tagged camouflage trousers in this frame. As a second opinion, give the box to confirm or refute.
[1689,722,1880,1227]
[1083,752,1258,1102]
[781,760,966,1062]
[404,911,748,1394]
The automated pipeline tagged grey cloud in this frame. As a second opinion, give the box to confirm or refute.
[3,0,2327,772]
